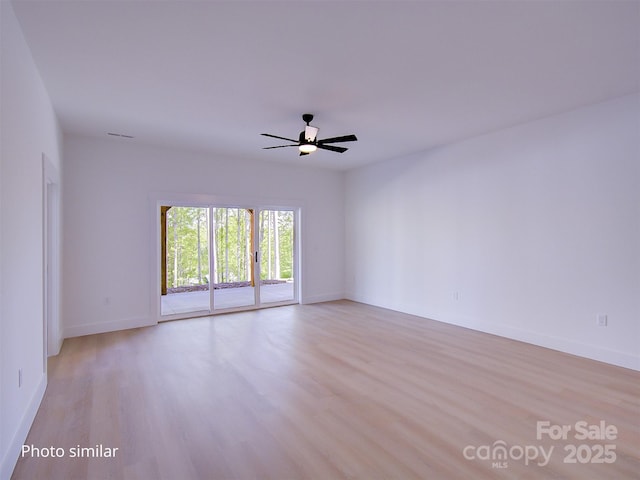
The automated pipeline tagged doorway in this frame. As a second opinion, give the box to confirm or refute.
[159,203,298,319]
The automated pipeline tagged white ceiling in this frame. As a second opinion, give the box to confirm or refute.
[10,0,640,170]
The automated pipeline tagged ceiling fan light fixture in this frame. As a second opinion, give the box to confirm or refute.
[299,143,317,153]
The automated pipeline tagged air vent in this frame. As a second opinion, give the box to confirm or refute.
[107,132,135,139]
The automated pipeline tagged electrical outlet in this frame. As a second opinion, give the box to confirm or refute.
[597,314,608,327]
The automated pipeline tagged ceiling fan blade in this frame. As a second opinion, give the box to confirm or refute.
[263,145,298,149]
[261,133,299,143]
[317,134,358,144]
[299,151,309,156]
[317,144,348,153]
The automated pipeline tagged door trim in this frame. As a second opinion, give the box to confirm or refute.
[43,154,62,359]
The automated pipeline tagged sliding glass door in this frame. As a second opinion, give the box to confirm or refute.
[259,209,295,304]
[160,204,298,319]
[160,206,210,316]
[212,207,256,311]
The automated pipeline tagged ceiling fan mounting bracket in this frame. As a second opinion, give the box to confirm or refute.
[302,113,314,125]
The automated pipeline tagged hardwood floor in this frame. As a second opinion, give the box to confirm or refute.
[12,301,640,479]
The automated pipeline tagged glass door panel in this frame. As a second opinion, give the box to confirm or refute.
[161,206,210,316]
[212,207,256,310]
[259,209,295,304]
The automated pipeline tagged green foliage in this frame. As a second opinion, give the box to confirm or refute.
[260,210,294,281]
[212,207,251,284]
[166,207,209,288]
[165,207,294,288]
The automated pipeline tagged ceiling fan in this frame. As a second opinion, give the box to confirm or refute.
[261,114,357,156]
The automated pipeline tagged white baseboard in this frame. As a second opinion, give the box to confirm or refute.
[344,294,639,372]
[1,374,47,480]
[301,292,344,305]
[443,313,640,372]
[344,292,367,304]
[48,336,64,357]
[64,316,156,338]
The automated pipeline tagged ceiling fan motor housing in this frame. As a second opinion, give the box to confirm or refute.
[299,131,310,143]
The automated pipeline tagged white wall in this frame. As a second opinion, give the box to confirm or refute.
[0,3,62,479]
[346,94,640,370]
[62,135,345,336]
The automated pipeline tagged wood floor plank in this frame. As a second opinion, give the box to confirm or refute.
[11,300,640,479]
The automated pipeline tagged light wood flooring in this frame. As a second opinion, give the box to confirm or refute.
[12,300,640,479]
